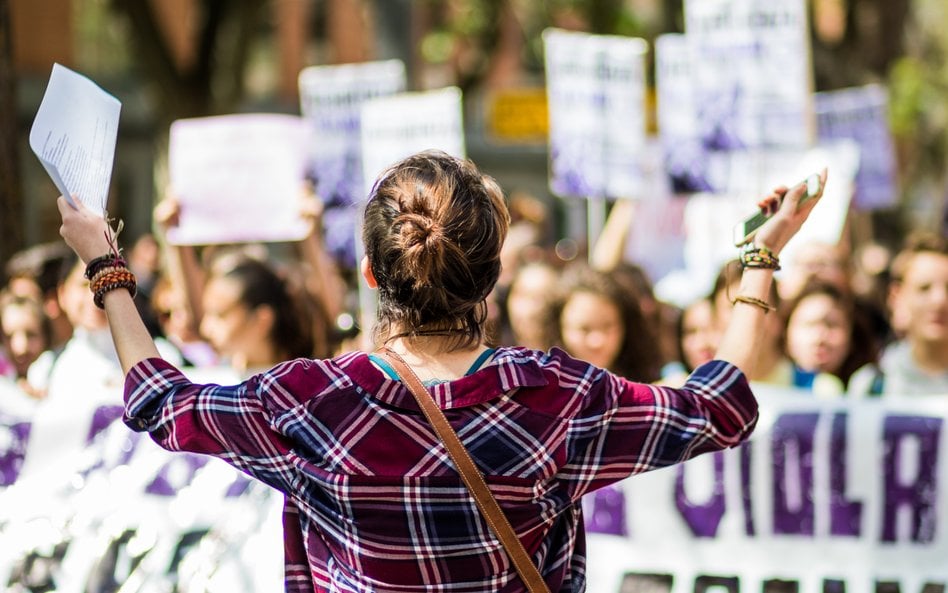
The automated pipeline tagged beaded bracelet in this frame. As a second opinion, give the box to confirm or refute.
[740,243,781,270]
[90,265,128,287]
[85,253,128,280]
[91,267,137,309]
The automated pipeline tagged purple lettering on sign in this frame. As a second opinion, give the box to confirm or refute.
[740,442,756,536]
[881,415,941,543]
[584,484,628,536]
[0,419,31,487]
[675,451,726,538]
[830,412,863,537]
[772,412,819,535]
[86,405,125,443]
[145,453,210,496]
[823,580,846,593]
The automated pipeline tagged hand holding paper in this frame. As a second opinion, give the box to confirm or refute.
[29,63,122,214]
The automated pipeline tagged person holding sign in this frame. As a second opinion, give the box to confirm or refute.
[56,151,826,593]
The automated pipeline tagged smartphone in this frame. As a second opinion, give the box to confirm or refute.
[732,173,823,247]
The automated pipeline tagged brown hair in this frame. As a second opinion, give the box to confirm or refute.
[889,231,948,284]
[362,151,510,351]
[550,263,663,382]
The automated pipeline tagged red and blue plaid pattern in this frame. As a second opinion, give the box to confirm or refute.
[124,347,757,592]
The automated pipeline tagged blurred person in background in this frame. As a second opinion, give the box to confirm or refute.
[781,279,879,396]
[501,258,561,350]
[849,232,948,396]
[5,241,77,352]
[199,254,318,378]
[0,291,51,397]
[660,297,720,387]
[552,263,662,383]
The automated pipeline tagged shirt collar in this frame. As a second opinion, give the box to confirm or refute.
[340,347,549,410]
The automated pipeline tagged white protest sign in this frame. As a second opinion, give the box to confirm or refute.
[298,60,406,267]
[167,114,309,245]
[298,59,406,204]
[816,84,898,211]
[655,33,714,194]
[585,388,948,593]
[29,63,121,214]
[359,87,466,198]
[684,0,813,170]
[543,28,648,199]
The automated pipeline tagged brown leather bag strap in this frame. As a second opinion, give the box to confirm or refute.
[376,348,550,593]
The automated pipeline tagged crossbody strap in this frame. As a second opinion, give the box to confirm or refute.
[376,348,550,593]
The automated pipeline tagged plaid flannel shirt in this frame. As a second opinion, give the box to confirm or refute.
[124,346,757,592]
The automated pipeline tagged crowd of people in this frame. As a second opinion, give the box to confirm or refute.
[1,177,947,406]
[0,152,946,590]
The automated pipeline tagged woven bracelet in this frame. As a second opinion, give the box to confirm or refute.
[731,295,775,313]
[93,277,137,309]
[85,253,127,280]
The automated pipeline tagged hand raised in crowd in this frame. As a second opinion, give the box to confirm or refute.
[57,197,114,263]
[753,168,828,255]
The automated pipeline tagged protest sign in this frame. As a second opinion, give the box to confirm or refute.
[359,86,466,198]
[657,0,814,194]
[29,63,121,214]
[816,84,898,211]
[298,60,406,266]
[543,28,649,200]
[166,114,310,246]
[684,0,813,151]
[655,33,712,194]
[584,387,948,593]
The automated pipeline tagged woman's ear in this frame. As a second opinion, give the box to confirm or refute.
[361,256,378,289]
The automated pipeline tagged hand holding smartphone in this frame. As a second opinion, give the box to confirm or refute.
[732,174,823,247]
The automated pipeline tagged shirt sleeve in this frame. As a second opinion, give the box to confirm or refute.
[561,358,758,500]
[123,357,297,492]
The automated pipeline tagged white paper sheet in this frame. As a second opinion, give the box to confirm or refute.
[29,63,121,214]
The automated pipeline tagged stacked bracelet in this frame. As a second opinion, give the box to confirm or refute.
[89,263,137,309]
[740,243,781,270]
[85,253,128,280]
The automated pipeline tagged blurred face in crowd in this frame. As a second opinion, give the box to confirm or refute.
[199,275,274,361]
[893,252,948,346]
[680,299,719,371]
[785,293,851,374]
[560,290,624,370]
[1,300,47,378]
[59,263,107,332]
[506,263,558,349]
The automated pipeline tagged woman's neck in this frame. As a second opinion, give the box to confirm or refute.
[382,336,490,383]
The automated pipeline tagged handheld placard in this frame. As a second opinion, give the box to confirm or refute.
[732,174,822,247]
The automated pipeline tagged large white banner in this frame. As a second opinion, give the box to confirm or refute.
[298,60,406,266]
[167,114,310,245]
[815,84,898,211]
[4,375,947,592]
[543,28,649,199]
[585,387,948,593]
